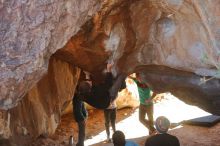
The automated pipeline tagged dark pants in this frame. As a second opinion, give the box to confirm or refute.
[76,121,86,146]
[104,108,116,137]
[139,104,155,133]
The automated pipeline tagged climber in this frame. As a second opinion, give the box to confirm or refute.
[80,63,126,109]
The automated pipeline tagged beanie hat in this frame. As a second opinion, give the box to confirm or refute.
[155,116,170,134]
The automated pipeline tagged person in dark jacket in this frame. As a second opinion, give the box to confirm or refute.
[81,64,126,109]
[72,81,90,146]
[145,116,180,146]
[85,71,114,109]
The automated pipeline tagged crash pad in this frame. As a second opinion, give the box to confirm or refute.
[182,115,220,127]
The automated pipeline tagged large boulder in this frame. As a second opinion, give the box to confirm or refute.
[56,0,220,114]
[0,57,80,145]
[0,0,101,109]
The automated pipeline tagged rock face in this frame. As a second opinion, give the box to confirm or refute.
[139,65,220,114]
[0,56,80,145]
[0,111,11,139]
[1,0,220,145]
[0,0,101,109]
[56,0,220,76]
[56,0,220,113]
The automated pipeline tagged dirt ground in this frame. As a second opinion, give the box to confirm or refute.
[31,95,220,146]
[32,109,220,146]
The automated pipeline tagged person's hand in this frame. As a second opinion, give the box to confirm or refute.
[107,63,113,72]
[145,99,152,103]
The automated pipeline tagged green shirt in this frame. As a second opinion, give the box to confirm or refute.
[133,79,152,105]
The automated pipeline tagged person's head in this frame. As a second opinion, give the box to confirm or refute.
[107,63,113,72]
[135,72,140,78]
[112,130,126,146]
[135,72,142,82]
[155,116,170,134]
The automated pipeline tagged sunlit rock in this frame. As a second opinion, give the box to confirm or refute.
[2,57,80,145]
[0,0,101,109]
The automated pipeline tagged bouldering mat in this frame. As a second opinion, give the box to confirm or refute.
[181,115,220,127]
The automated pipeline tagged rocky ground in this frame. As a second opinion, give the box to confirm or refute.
[31,95,220,146]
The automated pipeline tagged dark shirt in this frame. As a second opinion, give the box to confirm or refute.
[145,133,180,146]
[72,93,88,122]
[82,72,126,109]
[84,72,114,109]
